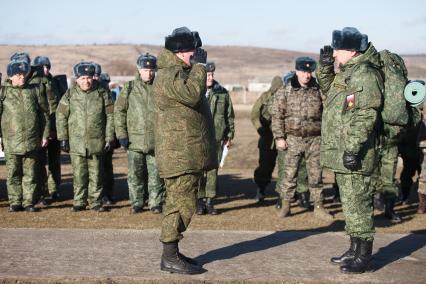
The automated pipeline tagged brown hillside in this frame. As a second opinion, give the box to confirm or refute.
[1,44,425,85]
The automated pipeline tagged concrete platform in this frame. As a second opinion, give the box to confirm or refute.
[0,228,425,283]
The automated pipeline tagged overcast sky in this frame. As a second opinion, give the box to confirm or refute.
[1,0,425,54]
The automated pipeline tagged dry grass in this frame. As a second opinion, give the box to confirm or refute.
[0,108,424,235]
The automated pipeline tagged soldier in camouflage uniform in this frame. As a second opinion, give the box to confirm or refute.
[32,56,62,202]
[115,53,165,214]
[56,62,114,212]
[1,59,50,212]
[196,62,234,215]
[272,57,332,221]
[417,103,426,214]
[153,27,216,274]
[92,63,116,205]
[251,76,309,209]
[317,27,383,273]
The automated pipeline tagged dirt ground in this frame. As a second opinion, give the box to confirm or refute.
[0,107,425,234]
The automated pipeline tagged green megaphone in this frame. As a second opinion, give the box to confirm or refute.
[404,80,426,106]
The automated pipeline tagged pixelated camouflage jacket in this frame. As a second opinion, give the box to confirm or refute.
[251,76,283,136]
[153,48,218,178]
[114,73,155,153]
[271,76,322,139]
[316,43,383,174]
[207,80,235,142]
[0,81,50,155]
[29,68,58,131]
[56,84,114,156]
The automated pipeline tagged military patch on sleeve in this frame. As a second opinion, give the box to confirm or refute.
[346,94,355,110]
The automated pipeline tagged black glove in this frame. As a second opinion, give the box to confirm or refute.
[343,151,359,171]
[60,140,70,153]
[190,48,207,65]
[104,142,113,152]
[118,138,129,149]
[319,45,334,65]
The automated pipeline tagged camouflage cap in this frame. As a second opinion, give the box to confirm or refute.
[7,60,31,77]
[165,26,201,53]
[10,52,31,64]
[206,62,215,72]
[332,27,368,52]
[92,62,102,76]
[73,61,95,78]
[33,56,51,68]
[137,53,157,69]
[295,57,317,72]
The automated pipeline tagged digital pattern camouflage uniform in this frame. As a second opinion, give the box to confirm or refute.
[153,48,217,243]
[198,80,234,199]
[0,81,50,207]
[252,76,308,197]
[28,68,59,200]
[271,75,323,203]
[317,43,383,240]
[115,74,165,209]
[56,84,114,209]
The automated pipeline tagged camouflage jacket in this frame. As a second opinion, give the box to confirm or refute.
[271,76,322,139]
[207,80,235,142]
[29,69,58,131]
[316,43,383,174]
[114,74,155,153]
[251,76,283,136]
[0,81,50,155]
[56,84,114,156]
[153,48,218,178]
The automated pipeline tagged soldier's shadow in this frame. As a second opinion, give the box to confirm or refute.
[194,221,345,265]
[372,229,426,271]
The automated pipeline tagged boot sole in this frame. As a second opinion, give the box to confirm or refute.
[340,263,373,274]
[160,265,205,275]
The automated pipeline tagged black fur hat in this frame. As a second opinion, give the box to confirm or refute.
[100,73,110,83]
[206,62,215,72]
[295,57,317,72]
[10,52,31,65]
[137,53,157,69]
[331,27,368,52]
[33,56,51,68]
[92,62,102,76]
[165,26,201,53]
[73,61,95,78]
[7,60,31,77]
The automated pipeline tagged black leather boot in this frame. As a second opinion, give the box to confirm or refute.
[331,237,359,265]
[206,198,218,215]
[160,242,205,274]
[255,187,265,202]
[340,239,373,274]
[298,192,311,209]
[196,199,206,215]
[384,199,402,223]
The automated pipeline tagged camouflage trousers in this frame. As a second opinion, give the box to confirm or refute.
[70,153,103,208]
[398,141,422,195]
[198,141,223,199]
[34,140,61,201]
[102,150,114,199]
[279,135,322,202]
[371,137,399,200]
[253,134,277,189]
[160,172,202,243]
[275,149,308,198]
[127,150,164,209]
[335,172,375,241]
[5,151,39,208]
[418,149,426,195]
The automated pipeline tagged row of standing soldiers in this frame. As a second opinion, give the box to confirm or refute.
[251,59,425,220]
[0,52,235,214]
